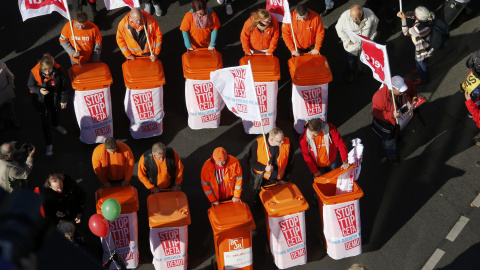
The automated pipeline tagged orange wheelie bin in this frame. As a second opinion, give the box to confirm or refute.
[182,49,224,129]
[260,183,309,269]
[312,166,364,260]
[208,201,256,270]
[148,191,191,270]
[96,186,140,269]
[122,58,165,139]
[239,54,280,134]
[287,54,332,134]
[69,62,113,144]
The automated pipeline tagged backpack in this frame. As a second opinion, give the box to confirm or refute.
[429,19,450,50]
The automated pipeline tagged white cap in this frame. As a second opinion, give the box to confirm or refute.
[392,76,408,92]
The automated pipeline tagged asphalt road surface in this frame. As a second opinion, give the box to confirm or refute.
[1,0,480,269]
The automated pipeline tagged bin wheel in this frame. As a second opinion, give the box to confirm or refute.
[211,258,218,270]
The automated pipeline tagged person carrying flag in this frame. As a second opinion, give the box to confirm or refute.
[240,9,279,55]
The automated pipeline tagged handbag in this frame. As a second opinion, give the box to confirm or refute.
[371,117,396,140]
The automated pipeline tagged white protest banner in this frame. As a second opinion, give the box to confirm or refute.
[266,0,292,23]
[104,0,140,10]
[73,87,114,144]
[242,81,278,134]
[18,0,70,21]
[323,200,362,260]
[185,79,225,129]
[124,87,164,139]
[268,212,307,269]
[210,63,262,122]
[397,101,413,130]
[345,30,392,89]
[102,212,139,269]
[292,83,328,134]
[348,138,364,181]
[150,226,188,270]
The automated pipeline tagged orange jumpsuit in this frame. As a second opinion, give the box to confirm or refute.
[240,15,279,55]
[92,141,135,183]
[282,9,325,52]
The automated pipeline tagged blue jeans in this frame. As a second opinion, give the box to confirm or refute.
[346,52,366,76]
[415,57,429,82]
[325,0,334,9]
[382,136,397,157]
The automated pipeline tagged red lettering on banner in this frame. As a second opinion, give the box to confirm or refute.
[84,92,107,123]
[253,118,270,127]
[110,216,130,249]
[201,113,218,123]
[230,69,246,98]
[228,237,244,251]
[344,238,360,250]
[119,251,133,262]
[133,92,154,120]
[302,87,323,116]
[335,204,357,237]
[25,0,66,11]
[94,125,111,136]
[236,103,248,113]
[255,84,268,113]
[290,247,306,260]
[158,229,181,256]
[362,41,385,81]
[194,82,214,111]
[166,259,184,268]
[140,122,157,132]
[279,216,303,247]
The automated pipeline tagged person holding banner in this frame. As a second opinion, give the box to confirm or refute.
[116,8,162,62]
[92,138,135,187]
[27,53,68,157]
[180,0,221,51]
[335,5,378,83]
[282,4,325,56]
[59,11,102,65]
[137,142,184,193]
[397,6,435,85]
[240,9,279,56]
[300,118,349,177]
[372,76,417,161]
[201,147,243,205]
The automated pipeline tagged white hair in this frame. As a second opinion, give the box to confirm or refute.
[415,6,435,22]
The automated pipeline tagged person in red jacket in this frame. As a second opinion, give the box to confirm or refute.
[465,88,480,167]
[240,9,279,55]
[300,118,349,177]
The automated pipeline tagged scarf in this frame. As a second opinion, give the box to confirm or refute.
[193,11,209,30]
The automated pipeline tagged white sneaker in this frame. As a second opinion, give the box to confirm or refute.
[153,4,162,16]
[226,4,233,15]
[46,145,53,156]
[144,3,153,15]
[217,0,225,4]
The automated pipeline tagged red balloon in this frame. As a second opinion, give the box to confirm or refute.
[89,214,109,238]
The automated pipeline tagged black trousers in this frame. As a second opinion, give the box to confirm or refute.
[32,100,59,145]
[73,0,97,14]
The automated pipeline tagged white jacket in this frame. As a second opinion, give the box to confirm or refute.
[335,8,379,55]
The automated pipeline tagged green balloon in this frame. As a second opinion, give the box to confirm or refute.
[101,198,121,221]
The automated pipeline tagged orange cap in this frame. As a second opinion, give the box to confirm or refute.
[213,147,227,162]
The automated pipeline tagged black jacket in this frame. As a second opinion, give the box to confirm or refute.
[27,65,68,105]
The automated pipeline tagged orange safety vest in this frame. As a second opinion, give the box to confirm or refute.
[29,63,62,93]
[253,137,290,180]
[116,11,162,57]
[201,156,243,203]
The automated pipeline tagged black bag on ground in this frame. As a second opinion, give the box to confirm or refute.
[429,19,450,50]
[443,0,469,25]
[371,117,396,140]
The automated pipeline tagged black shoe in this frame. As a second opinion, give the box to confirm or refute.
[321,8,332,17]
[388,155,400,164]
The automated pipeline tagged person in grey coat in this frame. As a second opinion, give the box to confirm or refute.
[0,142,35,193]
[0,60,20,129]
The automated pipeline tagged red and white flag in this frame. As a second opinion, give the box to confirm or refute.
[210,62,262,122]
[104,0,140,10]
[18,0,70,21]
[266,0,291,23]
[345,30,392,89]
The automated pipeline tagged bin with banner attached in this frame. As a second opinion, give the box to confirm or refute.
[260,183,309,269]
[122,58,165,139]
[312,166,364,260]
[239,54,280,134]
[69,62,113,144]
[208,201,256,270]
[148,191,191,270]
[96,186,140,269]
[182,49,224,129]
[288,54,332,133]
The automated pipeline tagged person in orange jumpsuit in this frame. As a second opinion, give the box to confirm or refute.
[201,147,242,205]
[138,142,184,193]
[240,9,279,55]
[116,8,162,62]
[282,4,325,56]
[180,0,220,50]
[92,138,135,187]
[59,11,102,64]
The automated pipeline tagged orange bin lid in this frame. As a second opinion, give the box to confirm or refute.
[69,62,113,91]
[147,192,191,228]
[208,202,255,233]
[95,186,139,214]
[122,58,165,89]
[182,49,223,80]
[312,166,364,205]
[288,54,333,86]
[239,55,280,82]
[260,183,309,218]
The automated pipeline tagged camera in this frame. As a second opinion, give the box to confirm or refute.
[23,143,34,153]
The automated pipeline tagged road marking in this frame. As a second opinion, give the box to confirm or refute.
[422,249,445,270]
[445,216,470,242]
[471,193,480,207]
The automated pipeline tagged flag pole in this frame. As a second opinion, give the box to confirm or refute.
[399,0,403,12]
[388,85,399,124]
[64,0,81,68]
[290,23,299,52]
[142,15,154,57]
